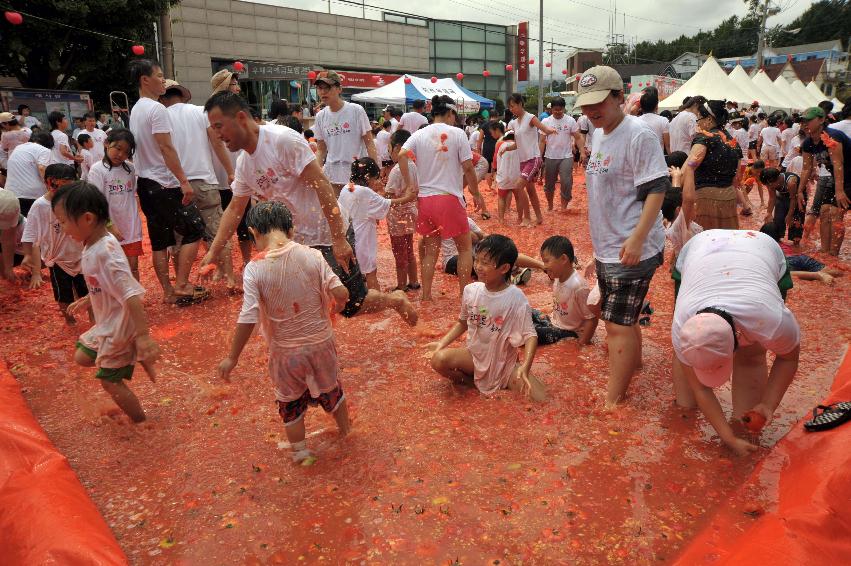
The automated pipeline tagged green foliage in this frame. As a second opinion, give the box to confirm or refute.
[766,0,851,48]
[0,0,176,110]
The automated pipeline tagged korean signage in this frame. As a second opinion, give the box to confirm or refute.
[332,72,401,89]
[517,21,529,82]
[238,62,313,80]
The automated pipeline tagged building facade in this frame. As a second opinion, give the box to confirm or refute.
[670,52,708,79]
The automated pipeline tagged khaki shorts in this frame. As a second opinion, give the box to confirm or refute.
[190,180,224,241]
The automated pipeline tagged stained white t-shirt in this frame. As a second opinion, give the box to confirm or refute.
[385,162,418,237]
[20,196,83,275]
[508,113,541,162]
[760,126,781,148]
[129,97,179,187]
[5,142,51,199]
[577,115,595,151]
[232,125,330,247]
[728,127,749,163]
[87,161,142,245]
[541,115,579,159]
[830,120,851,138]
[314,101,371,184]
[669,111,697,154]
[461,282,536,395]
[50,129,74,165]
[468,129,481,152]
[781,135,801,168]
[375,129,392,162]
[638,113,670,150]
[551,270,595,331]
[166,103,218,184]
[337,183,390,274]
[78,128,107,162]
[665,210,703,254]
[785,155,803,177]
[585,115,667,263]
[673,229,800,364]
[495,141,520,190]
[401,123,472,199]
[780,127,796,153]
[399,111,428,133]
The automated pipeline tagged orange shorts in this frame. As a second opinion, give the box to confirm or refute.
[121,241,144,257]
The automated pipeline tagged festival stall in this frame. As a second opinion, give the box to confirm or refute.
[351,75,494,113]
[729,65,790,112]
[659,56,753,109]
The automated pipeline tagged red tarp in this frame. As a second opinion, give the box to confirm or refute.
[675,346,851,565]
[0,362,127,565]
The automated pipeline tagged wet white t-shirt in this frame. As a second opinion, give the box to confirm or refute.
[468,129,481,152]
[541,115,579,160]
[232,125,330,247]
[585,115,667,263]
[375,129,392,162]
[638,113,670,150]
[401,123,472,199]
[665,210,703,254]
[669,111,697,154]
[129,97,179,187]
[167,103,218,184]
[50,130,74,165]
[551,270,595,331]
[577,115,595,151]
[508,113,541,162]
[780,127,796,153]
[6,142,51,199]
[20,196,83,275]
[399,111,428,133]
[337,183,390,274]
[87,161,142,245]
[314,102,371,184]
[760,126,781,148]
[495,141,521,190]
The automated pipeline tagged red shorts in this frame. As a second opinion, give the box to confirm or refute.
[416,194,469,239]
[520,157,543,180]
[121,241,144,257]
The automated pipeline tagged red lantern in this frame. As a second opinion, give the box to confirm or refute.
[529,59,535,65]
[131,45,145,56]
[456,73,464,80]
[505,64,513,71]
[307,70,317,80]
[562,69,568,75]
[627,82,633,88]
[575,74,581,80]
[430,76,437,83]
[4,11,23,25]
[233,61,245,72]
[404,77,412,84]
[483,70,491,77]
[545,62,552,68]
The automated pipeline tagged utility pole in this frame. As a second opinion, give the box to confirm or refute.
[538,0,545,114]
[755,0,780,69]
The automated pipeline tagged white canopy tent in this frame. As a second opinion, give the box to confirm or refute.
[805,81,829,103]
[350,75,493,113]
[659,56,753,109]
[773,76,810,110]
[791,79,820,107]
[729,65,789,111]
[751,70,797,109]
[832,98,845,112]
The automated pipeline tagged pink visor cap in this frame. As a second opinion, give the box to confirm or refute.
[679,312,735,387]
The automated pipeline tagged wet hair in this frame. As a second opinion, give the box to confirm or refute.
[508,93,524,106]
[162,87,184,100]
[540,235,576,264]
[390,128,411,149]
[392,108,403,119]
[350,157,380,185]
[128,59,161,87]
[77,133,92,146]
[51,181,110,224]
[290,104,302,115]
[412,99,425,110]
[759,221,782,242]
[660,110,673,121]
[249,108,262,120]
[661,188,683,222]
[48,111,65,131]
[204,91,250,116]
[489,122,505,134]
[17,104,29,114]
[639,87,659,113]
[103,128,135,173]
[699,100,728,127]
[767,116,777,127]
[757,113,766,120]
[285,115,303,133]
[475,234,518,281]
[44,163,77,182]
[665,151,688,169]
[431,95,457,118]
[269,99,289,121]
[752,159,765,170]
[304,128,314,139]
[550,96,566,108]
[246,201,293,236]
[759,167,781,184]
[31,131,54,149]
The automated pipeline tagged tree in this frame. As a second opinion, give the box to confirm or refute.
[0,1,177,109]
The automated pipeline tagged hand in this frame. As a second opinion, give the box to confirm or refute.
[836,191,849,209]
[516,365,533,396]
[135,334,161,366]
[227,172,235,186]
[217,357,236,381]
[584,260,596,279]
[819,272,835,285]
[668,165,684,186]
[423,342,441,359]
[29,272,43,289]
[797,194,806,210]
[332,237,355,274]
[67,295,91,317]
[198,251,217,279]
[726,436,758,457]
[619,235,643,266]
[472,192,486,213]
[179,180,195,206]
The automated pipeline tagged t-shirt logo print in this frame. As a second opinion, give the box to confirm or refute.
[254,167,280,191]
[586,151,610,175]
[435,132,449,153]
[579,74,597,88]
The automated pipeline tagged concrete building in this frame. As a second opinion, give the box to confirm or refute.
[670,52,708,79]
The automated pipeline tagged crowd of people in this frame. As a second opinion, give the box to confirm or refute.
[0,59,849,461]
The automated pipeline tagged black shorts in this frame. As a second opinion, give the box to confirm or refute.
[137,178,205,251]
[219,189,252,242]
[381,159,394,168]
[49,265,88,304]
[313,238,368,318]
[748,140,757,150]
[18,197,36,217]
[444,255,478,279]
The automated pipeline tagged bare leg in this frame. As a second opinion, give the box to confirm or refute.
[430,347,475,383]
[239,241,252,266]
[332,398,351,436]
[152,249,175,300]
[452,232,474,295]
[514,188,531,225]
[830,208,845,256]
[420,235,440,301]
[672,355,696,408]
[525,179,543,224]
[74,348,95,367]
[394,262,408,289]
[216,241,236,287]
[406,242,419,286]
[803,213,817,241]
[819,205,834,253]
[507,365,547,402]
[174,240,200,295]
[730,343,768,420]
[358,289,418,325]
[633,324,643,371]
[498,194,508,224]
[604,321,640,407]
[364,270,380,290]
[100,380,146,423]
[284,416,313,462]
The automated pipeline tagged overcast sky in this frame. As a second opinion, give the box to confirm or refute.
[252,0,814,68]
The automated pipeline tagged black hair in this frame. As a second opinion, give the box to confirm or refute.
[660,110,673,121]
[162,87,184,101]
[249,107,262,120]
[502,131,515,141]
[475,234,518,281]
[412,99,425,110]
[17,104,29,113]
[128,59,161,87]
[508,93,524,106]
[83,112,96,121]
[285,115,303,133]
[392,108,403,118]
[290,104,302,114]
[489,122,505,134]
[752,159,765,170]
[31,131,54,149]
[204,91,250,116]
[784,117,794,128]
[767,116,777,127]
[51,181,110,224]
[661,188,683,222]
[48,111,65,131]
[550,96,566,108]
[759,167,781,184]
[540,235,576,264]
[103,128,135,173]
[381,120,392,129]
[639,87,659,113]
[757,112,766,120]
[304,128,314,139]
[269,99,290,121]
[431,95,457,118]
[665,151,688,169]
[44,163,76,181]
[246,201,293,236]
[759,221,782,242]
[77,133,92,146]
[818,100,833,114]
[390,128,411,149]
[699,100,728,127]
[350,157,380,185]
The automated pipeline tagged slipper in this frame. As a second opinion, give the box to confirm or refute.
[175,287,212,307]
[481,212,492,220]
[804,401,851,432]
[390,286,406,293]
[741,208,753,216]
[406,283,421,291]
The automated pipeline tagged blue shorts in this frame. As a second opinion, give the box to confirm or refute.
[787,254,824,272]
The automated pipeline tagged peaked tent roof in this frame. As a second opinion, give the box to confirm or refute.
[790,79,820,106]
[659,56,753,109]
[350,75,494,111]
[832,98,844,112]
[773,75,810,110]
[729,65,789,111]
[752,70,797,109]
[805,81,828,103]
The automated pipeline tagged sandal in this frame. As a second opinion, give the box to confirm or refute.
[481,212,492,220]
[406,283,421,291]
[741,208,753,216]
[804,402,851,432]
[175,287,212,307]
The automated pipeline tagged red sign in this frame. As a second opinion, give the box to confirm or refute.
[517,22,529,82]
[331,71,401,89]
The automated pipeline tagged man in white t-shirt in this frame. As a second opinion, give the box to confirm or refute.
[201,91,417,324]
[538,97,584,211]
[576,65,669,408]
[399,99,429,133]
[672,229,799,456]
[128,59,206,305]
[312,71,378,194]
[637,88,670,154]
[830,107,851,137]
[382,107,400,133]
[669,96,704,154]
[77,112,108,163]
[576,113,595,160]
[4,131,53,216]
[16,105,41,130]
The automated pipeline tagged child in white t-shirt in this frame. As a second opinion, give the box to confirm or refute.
[87,128,143,280]
[338,157,415,290]
[218,201,351,464]
[76,133,95,181]
[385,129,420,291]
[662,160,703,256]
[494,132,529,226]
[52,182,159,423]
[536,236,598,345]
[427,234,545,401]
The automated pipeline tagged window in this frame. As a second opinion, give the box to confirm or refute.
[436,59,458,74]
[486,43,506,61]
[682,59,691,66]
[462,60,485,74]
[435,41,461,58]
[463,43,486,60]
[434,21,461,41]
[462,24,485,43]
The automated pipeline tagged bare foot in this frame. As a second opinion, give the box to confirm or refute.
[391,290,418,326]
[534,217,544,226]
[819,272,835,285]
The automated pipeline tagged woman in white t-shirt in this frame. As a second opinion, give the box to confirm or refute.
[398,95,485,301]
[47,111,81,166]
[506,93,556,225]
[758,116,781,166]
